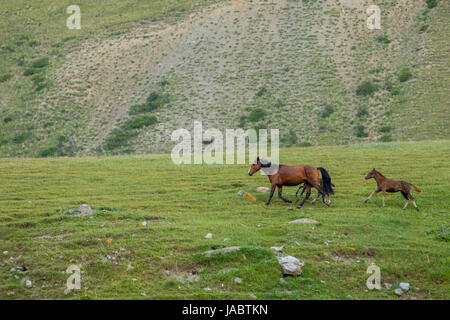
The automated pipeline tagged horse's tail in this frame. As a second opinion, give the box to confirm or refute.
[318,167,334,195]
[411,184,422,193]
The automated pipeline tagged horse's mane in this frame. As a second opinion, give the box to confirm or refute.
[374,169,385,177]
[260,158,281,168]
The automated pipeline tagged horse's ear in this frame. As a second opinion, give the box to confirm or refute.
[257,156,260,162]
[372,168,375,171]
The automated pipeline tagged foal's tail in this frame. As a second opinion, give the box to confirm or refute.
[318,167,334,195]
[411,184,422,193]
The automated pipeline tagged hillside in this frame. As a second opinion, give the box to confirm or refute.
[1,140,448,299]
[0,0,449,157]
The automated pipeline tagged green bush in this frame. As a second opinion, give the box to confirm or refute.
[320,104,334,118]
[3,116,13,123]
[425,0,438,9]
[39,146,58,157]
[124,115,158,129]
[0,73,13,83]
[23,67,38,76]
[247,108,267,122]
[356,106,369,118]
[255,86,267,97]
[281,129,297,146]
[31,57,49,68]
[105,128,138,151]
[354,125,369,138]
[398,68,413,82]
[376,34,391,44]
[420,24,429,32]
[356,81,377,96]
[12,132,28,144]
[298,142,313,147]
[379,125,392,133]
[379,134,392,142]
[130,92,169,114]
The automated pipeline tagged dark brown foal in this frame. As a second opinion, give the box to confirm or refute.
[364,168,422,210]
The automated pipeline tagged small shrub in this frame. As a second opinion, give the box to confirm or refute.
[379,134,392,142]
[39,146,57,157]
[320,104,334,118]
[398,68,413,82]
[356,106,369,118]
[0,73,13,83]
[255,86,267,97]
[124,115,158,129]
[378,125,392,133]
[419,24,429,32]
[298,142,313,147]
[281,129,297,146]
[31,57,49,69]
[23,67,38,76]
[425,0,438,9]
[383,80,393,92]
[129,92,169,114]
[104,128,138,150]
[247,108,267,122]
[376,34,391,44]
[3,116,13,123]
[354,125,369,138]
[356,81,377,96]
[12,132,28,144]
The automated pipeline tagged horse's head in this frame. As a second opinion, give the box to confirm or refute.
[248,157,262,176]
[365,168,376,180]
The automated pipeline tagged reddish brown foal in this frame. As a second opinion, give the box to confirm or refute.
[364,168,422,210]
[248,157,334,208]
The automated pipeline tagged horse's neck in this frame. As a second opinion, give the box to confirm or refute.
[374,172,385,185]
[261,164,279,175]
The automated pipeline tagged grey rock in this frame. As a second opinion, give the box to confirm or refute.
[276,255,304,276]
[271,246,284,252]
[205,233,213,239]
[289,218,319,225]
[394,288,403,296]
[77,204,93,216]
[399,282,410,292]
[204,246,242,257]
[234,277,242,284]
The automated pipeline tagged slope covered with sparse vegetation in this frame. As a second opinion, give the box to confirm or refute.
[0,0,448,157]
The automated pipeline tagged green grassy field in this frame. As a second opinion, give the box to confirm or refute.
[1,140,449,299]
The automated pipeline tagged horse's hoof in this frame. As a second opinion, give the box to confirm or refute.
[296,205,303,209]
[364,200,368,203]
[415,207,419,211]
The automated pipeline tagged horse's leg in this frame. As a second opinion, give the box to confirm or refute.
[311,191,320,204]
[295,184,303,198]
[306,167,327,206]
[265,185,276,206]
[364,188,380,203]
[401,192,409,210]
[277,185,292,203]
[295,184,307,203]
[382,190,386,208]
[297,184,311,208]
[408,193,419,211]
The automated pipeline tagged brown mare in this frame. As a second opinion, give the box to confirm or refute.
[248,157,334,208]
[364,168,422,210]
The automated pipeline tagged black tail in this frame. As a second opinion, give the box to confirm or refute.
[318,167,334,195]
